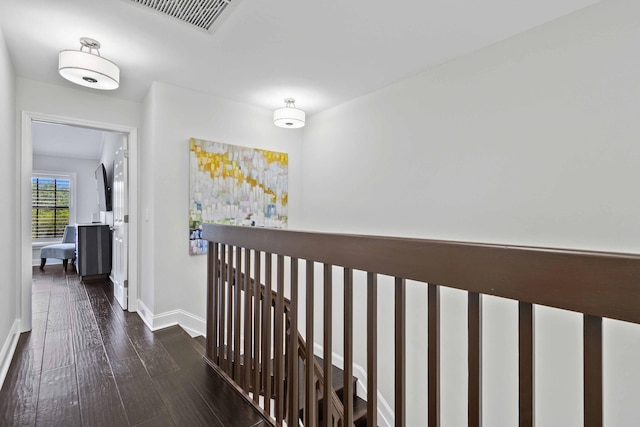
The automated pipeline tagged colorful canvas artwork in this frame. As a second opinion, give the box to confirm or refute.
[189,138,289,255]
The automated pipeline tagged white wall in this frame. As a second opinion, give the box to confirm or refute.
[0,24,18,386]
[302,2,640,254]
[139,82,303,323]
[301,0,640,426]
[139,85,157,312]
[17,79,142,130]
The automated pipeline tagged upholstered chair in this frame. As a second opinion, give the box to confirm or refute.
[40,225,76,271]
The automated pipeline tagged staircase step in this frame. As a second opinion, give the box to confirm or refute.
[298,356,358,406]
[353,395,370,427]
[319,395,369,426]
[212,349,373,426]
[308,356,372,426]
[313,355,358,400]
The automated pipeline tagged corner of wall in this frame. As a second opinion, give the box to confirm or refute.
[0,22,20,384]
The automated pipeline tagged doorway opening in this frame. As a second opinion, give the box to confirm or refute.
[20,112,139,332]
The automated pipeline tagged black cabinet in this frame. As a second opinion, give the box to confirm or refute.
[76,224,112,279]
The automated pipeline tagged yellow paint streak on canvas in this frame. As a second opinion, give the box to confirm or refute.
[190,138,288,206]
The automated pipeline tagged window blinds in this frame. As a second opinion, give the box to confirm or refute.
[32,176,71,239]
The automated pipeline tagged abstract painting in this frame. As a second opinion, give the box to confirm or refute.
[189,138,289,255]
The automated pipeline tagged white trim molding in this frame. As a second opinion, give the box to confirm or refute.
[313,343,394,427]
[137,299,205,338]
[0,319,22,389]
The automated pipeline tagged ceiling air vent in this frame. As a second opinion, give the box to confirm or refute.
[129,0,238,32]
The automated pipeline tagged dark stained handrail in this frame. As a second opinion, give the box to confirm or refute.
[203,224,640,325]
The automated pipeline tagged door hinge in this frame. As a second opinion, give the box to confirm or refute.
[124,149,129,158]
[124,215,129,223]
[124,279,128,289]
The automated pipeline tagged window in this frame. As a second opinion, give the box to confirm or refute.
[32,173,73,239]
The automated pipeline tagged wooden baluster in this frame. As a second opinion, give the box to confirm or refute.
[344,268,354,427]
[253,250,262,403]
[584,315,603,427]
[234,246,242,381]
[324,264,333,427]
[305,260,317,427]
[468,292,482,427]
[315,379,321,426]
[219,244,227,372]
[262,253,273,415]
[207,242,218,362]
[367,272,378,427]
[428,284,440,427]
[227,245,235,376]
[243,248,252,392]
[275,255,286,424]
[206,243,213,359]
[283,309,291,427]
[289,258,300,426]
[395,278,406,427]
[519,302,534,427]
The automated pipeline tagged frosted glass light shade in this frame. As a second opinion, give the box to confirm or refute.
[58,50,120,90]
[273,106,305,128]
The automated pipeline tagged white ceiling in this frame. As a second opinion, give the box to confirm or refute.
[32,121,112,160]
[0,0,599,115]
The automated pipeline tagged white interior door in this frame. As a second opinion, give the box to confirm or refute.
[112,136,128,309]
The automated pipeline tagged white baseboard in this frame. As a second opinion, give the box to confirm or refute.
[136,299,205,338]
[0,319,22,389]
[136,299,154,329]
[313,343,394,427]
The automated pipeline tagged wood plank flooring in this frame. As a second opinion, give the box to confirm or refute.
[0,265,270,427]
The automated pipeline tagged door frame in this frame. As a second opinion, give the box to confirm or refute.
[20,111,139,332]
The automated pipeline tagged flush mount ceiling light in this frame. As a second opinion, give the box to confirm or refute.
[58,37,120,90]
[273,98,305,128]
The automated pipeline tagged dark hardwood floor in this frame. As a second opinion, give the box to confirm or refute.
[0,265,270,427]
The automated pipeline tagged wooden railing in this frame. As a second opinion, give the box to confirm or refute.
[203,224,640,427]
[204,232,344,426]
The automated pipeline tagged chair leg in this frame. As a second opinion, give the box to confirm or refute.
[63,259,68,272]
[40,258,46,270]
